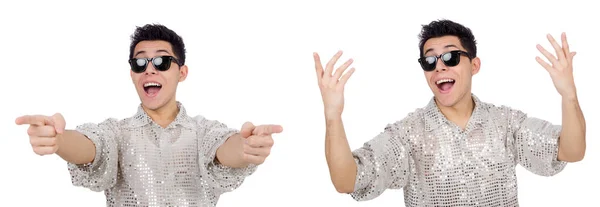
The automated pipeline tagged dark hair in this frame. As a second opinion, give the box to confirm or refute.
[129,24,186,65]
[418,19,477,59]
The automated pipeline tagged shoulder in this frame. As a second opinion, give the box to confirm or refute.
[190,115,233,130]
[480,100,527,119]
[385,107,426,132]
[76,117,124,129]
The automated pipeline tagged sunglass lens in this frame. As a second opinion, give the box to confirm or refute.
[422,56,437,71]
[131,58,147,73]
[153,56,171,71]
[442,52,460,66]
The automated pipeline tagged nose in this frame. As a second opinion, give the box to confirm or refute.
[434,58,448,72]
[145,62,158,75]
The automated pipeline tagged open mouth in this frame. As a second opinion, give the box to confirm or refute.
[143,82,162,96]
[435,78,455,93]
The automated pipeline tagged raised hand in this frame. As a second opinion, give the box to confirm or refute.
[15,113,66,156]
[536,32,578,98]
[313,51,356,118]
[239,122,283,165]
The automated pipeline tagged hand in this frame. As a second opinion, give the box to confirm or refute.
[536,32,578,99]
[313,50,356,118]
[15,113,66,156]
[239,122,283,165]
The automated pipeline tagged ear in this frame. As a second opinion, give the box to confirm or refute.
[471,57,481,75]
[179,65,188,82]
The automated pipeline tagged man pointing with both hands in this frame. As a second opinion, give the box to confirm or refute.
[15,24,282,207]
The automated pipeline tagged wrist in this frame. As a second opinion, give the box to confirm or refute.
[325,111,342,120]
[561,92,578,102]
[55,133,65,154]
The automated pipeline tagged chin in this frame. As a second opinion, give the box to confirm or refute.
[136,94,162,111]
[141,101,163,110]
[430,88,458,108]
[434,95,458,107]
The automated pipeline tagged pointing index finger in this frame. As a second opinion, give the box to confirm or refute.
[253,125,283,136]
[15,115,53,126]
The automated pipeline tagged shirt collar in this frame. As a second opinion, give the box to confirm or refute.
[126,101,195,129]
[424,93,487,132]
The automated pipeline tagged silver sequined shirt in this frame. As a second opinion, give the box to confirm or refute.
[351,95,566,207]
[67,102,256,207]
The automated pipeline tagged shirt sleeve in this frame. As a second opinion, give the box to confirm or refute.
[508,107,567,176]
[67,118,120,192]
[350,121,411,201]
[195,116,257,196]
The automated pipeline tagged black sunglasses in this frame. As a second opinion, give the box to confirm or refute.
[129,56,181,73]
[418,50,471,71]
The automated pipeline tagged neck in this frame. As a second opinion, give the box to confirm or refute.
[143,99,179,128]
[436,93,475,129]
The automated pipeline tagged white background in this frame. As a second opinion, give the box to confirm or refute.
[1,0,597,206]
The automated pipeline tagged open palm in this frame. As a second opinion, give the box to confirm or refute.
[536,32,577,98]
[313,51,356,118]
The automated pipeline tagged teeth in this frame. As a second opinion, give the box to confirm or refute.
[144,82,162,87]
[436,79,455,85]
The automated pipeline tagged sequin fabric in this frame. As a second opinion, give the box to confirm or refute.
[67,102,256,207]
[351,94,566,207]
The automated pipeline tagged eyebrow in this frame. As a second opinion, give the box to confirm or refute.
[133,49,172,58]
[424,44,460,55]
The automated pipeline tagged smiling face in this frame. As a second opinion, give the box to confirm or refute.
[130,40,188,111]
[422,35,480,107]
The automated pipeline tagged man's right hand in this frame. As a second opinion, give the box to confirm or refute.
[15,113,66,156]
[313,50,356,118]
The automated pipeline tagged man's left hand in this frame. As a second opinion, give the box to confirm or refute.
[239,122,283,165]
[536,32,578,99]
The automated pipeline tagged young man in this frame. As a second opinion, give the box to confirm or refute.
[16,24,283,207]
[314,19,586,206]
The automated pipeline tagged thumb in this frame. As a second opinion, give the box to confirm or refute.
[51,113,66,134]
[568,52,577,65]
[240,122,255,138]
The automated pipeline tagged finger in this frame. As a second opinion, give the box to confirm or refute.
[15,115,53,126]
[52,113,66,134]
[547,34,567,65]
[245,135,275,148]
[240,122,255,138]
[243,144,271,156]
[536,44,560,68]
[252,125,283,136]
[331,58,354,86]
[561,32,570,57]
[30,137,58,147]
[535,56,554,74]
[568,51,577,67]
[32,146,58,156]
[243,154,266,165]
[338,67,356,87]
[313,52,324,80]
[324,51,344,82]
[27,125,57,137]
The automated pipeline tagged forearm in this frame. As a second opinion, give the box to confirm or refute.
[558,95,586,162]
[215,133,248,168]
[56,130,96,165]
[325,116,357,193]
